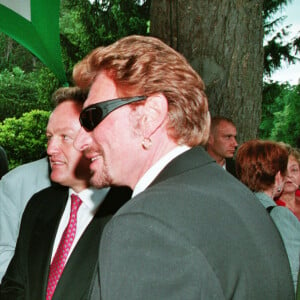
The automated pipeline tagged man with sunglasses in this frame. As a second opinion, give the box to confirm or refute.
[0,87,131,299]
[73,35,294,299]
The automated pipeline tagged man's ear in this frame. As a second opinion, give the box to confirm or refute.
[207,133,213,146]
[141,93,168,138]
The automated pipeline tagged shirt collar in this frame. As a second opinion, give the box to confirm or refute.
[132,145,190,198]
[69,187,110,209]
[255,192,275,208]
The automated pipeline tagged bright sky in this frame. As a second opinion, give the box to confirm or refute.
[267,0,300,85]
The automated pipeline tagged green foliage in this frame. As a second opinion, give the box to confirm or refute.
[0,67,55,122]
[259,83,300,146]
[60,0,150,79]
[259,81,287,138]
[261,0,299,147]
[264,25,298,76]
[263,0,299,76]
[270,84,300,145]
[263,0,290,21]
[0,32,37,72]
[0,110,50,169]
[0,67,39,121]
[34,67,60,108]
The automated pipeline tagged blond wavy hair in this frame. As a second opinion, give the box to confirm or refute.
[73,35,210,146]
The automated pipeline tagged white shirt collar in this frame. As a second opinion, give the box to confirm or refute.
[51,187,110,262]
[69,187,109,210]
[132,145,190,198]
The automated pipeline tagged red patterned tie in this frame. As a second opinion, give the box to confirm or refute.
[46,194,82,300]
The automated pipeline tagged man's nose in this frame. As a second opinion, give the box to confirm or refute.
[47,138,59,155]
[231,137,238,148]
[74,127,91,152]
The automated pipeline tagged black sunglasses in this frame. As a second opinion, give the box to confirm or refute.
[79,96,147,131]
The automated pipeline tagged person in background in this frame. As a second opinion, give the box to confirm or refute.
[236,139,300,293]
[276,146,300,221]
[0,145,9,179]
[0,157,51,281]
[205,116,238,176]
[72,35,293,299]
[0,87,131,299]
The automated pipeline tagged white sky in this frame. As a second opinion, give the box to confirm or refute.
[267,0,300,85]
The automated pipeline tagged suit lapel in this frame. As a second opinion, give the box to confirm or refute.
[53,211,110,299]
[52,186,132,300]
[27,186,68,299]
[150,146,213,186]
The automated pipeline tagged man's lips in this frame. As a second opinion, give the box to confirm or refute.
[90,156,101,162]
[50,159,65,166]
[84,153,102,163]
[227,150,235,155]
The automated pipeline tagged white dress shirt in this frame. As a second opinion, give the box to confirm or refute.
[50,187,109,262]
[132,145,190,198]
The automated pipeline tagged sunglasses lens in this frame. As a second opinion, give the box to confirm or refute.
[80,107,103,131]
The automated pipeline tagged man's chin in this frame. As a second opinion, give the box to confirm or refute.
[90,174,106,189]
[50,171,65,184]
[50,175,67,186]
[89,171,111,189]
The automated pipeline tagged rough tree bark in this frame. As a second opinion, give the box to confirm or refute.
[150,0,264,142]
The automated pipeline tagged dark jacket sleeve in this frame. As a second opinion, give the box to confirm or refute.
[0,146,9,179]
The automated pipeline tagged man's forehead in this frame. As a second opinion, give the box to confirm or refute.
[217,122,236,134]
[83,72,118,109]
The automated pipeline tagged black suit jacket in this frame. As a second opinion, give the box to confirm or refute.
[225,157,237,177]
[0,145,8,179]
[93,146,294,300]
[0,184,131,300]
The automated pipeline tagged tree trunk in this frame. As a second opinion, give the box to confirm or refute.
[150,0,264,142]
[5,38,13,64]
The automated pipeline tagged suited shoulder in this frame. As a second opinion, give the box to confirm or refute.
[108,153,294,299]
[117,152,259,222]
[113,155,271,255]
[119,170,259,228]
[23,184,68,215]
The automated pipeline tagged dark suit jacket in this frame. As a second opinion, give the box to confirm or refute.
[0,145,8,179]
[0,184,131,300]
[225,157,237,177]
[93,146,294,300]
